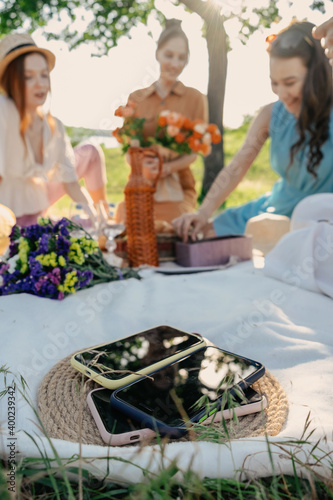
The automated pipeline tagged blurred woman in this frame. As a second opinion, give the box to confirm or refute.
[114,19,208,224]
[0,33,109,226]
[173,21,333,242]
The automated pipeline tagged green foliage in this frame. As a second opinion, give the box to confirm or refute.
[310,0,330,13]
[0,0,155,53]
[1,0,331,52]
[238,0,281,44]
[15,461,333,499]
[65,126,100,147]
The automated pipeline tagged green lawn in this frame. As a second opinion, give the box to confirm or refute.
[52,122,279,217]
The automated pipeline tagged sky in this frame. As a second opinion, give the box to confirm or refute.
[31,0,332,134]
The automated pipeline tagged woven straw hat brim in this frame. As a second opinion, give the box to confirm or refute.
[0,204,16,256]
[0,43,55,87]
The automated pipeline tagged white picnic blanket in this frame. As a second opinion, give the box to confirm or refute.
[1,258,333,483]
[264,193,333,298]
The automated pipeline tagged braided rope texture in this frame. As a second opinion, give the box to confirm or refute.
[37,355,288,447]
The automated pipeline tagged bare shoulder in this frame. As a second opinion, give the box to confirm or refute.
[247,103,274,135]
[240,103,275,150]
[254,103,274,124]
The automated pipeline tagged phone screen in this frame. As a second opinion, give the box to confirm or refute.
[90,388,145,434]
[113,346,264,427]
[73,325,202,381]
[235,386,262,405]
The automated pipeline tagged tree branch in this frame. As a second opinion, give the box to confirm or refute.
[179,0,221,22]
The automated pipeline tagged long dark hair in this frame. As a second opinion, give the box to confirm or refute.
[2,54,29,139]
[268,21,332,178]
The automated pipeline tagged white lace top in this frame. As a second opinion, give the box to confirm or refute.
[0,95,77,217]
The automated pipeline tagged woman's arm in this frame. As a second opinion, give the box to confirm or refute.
[172,103,273,242]
[161,153,197,178]
[63,181,98,224]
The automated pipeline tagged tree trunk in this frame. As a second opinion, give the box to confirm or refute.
[178,0,227,201]
[201,14,227,201]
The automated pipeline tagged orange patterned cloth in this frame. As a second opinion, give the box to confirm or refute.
[114,81,208,224]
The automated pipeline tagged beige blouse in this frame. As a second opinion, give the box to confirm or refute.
[128,81,208,204]
[0,95,77,217]
[129,81,208,139]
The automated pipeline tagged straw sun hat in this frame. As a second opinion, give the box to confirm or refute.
[0,33,55,88]
[0,204,16,255]
[245,213,291,256]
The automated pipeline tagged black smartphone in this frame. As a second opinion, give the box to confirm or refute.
[110,346,265,438]
[88,385,267,445]
[71,325,205,389]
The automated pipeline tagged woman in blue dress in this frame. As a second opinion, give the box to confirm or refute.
[173,21,333,242]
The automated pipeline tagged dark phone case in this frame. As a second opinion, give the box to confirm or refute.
[110,346,265,438]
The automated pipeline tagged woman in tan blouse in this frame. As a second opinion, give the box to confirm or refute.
[114,19,208,224]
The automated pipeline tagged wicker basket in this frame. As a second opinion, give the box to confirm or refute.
[124,147,162,267]
[115,233,177,263]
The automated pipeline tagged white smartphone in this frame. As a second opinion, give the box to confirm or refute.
[87,386,267,446]
[71,325,206,389]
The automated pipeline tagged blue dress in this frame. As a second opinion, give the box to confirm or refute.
[213,100,333,236]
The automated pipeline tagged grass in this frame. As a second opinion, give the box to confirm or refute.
[9,463,332,499]
[51,122,279,218]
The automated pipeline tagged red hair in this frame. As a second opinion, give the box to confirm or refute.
[1,52,55,143]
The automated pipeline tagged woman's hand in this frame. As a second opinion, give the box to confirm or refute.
[64,181,98,227]
[83,202,99,228]
[160,163,172,178]
[142,155,161,181]
[313,17,333,66]
[172,211,209,243]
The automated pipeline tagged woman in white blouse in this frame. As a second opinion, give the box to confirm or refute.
[0,33,108,226]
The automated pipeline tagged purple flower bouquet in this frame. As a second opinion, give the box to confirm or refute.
[0,217,140,300]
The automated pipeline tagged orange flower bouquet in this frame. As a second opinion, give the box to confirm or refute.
[154,110,221,157]
[112,101,149,153]
[112,103,222,156]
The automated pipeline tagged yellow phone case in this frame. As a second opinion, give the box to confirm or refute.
[70,325,206,389]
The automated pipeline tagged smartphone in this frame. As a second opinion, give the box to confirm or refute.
[71,325,206,389]
[87,387,156,446]
[88,386,267,445]
[110,346,265,438]
[204,386,267,424]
